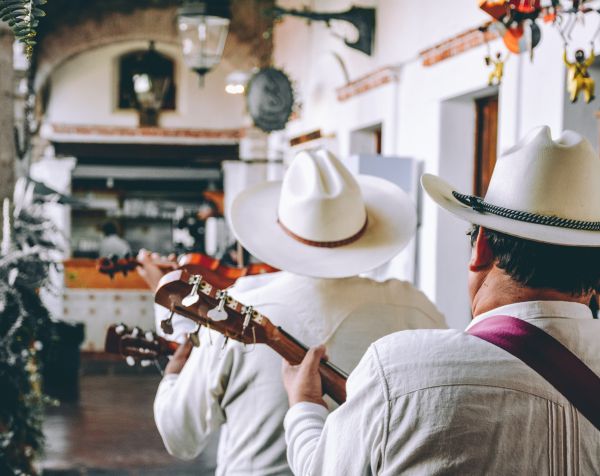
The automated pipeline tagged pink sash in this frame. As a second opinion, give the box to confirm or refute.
[467,315,600,432]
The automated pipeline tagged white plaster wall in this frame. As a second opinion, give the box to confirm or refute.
[273,1,576,328]
[46,41,247,129]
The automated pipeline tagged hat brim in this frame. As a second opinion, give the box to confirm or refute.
[230,175,417,278]
[422,173,600,247]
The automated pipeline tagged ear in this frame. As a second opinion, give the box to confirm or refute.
[469,227,495,272]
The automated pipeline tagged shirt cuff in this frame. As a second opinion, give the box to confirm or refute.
[284,401,330,430]
[159,373,179,386]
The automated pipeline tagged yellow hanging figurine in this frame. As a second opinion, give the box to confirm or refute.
[564,44,595,103]
[485,52,505,86]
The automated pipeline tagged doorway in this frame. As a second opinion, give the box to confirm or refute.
[473,94,499,196]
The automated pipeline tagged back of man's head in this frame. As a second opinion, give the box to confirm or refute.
[470,225,600,295]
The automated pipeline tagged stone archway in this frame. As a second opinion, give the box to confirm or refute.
[35,2,274,91]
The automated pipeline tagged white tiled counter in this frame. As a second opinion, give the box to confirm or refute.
[62,289,156,352]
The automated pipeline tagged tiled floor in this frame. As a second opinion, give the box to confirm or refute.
[41,363,218,476]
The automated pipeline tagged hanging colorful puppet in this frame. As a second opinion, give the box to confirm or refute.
[479,1,600,103]
[485,51,507,85]
[554,2,600,104]
[563,44,595,102]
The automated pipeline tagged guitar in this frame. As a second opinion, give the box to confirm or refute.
[97,253,278,289]
[105,323,179,365]
[155,268,348,404]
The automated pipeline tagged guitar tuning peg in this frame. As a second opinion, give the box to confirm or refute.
[242,306,253,334]
[140,360,152,367]
[115,323,126,335]
[221,336,229,350]
[187,323,202,347]
[160,309,175,335]
[145,331,154,342]
[182,275,202,307]
[131,326,142,338]
[207,290,228,322]
[125,356,136,367]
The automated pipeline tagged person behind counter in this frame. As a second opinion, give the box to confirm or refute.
[98,222,131,258]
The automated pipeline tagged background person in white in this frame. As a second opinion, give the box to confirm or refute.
[151,150,447,475]
[282,127,600,475]
[98,221,131,258]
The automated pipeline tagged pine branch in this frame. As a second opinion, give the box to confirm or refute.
[0,0,47,56]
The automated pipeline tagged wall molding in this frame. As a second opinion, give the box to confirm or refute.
[46,124,242,145]
[336,66,401,102]
[419,22,497,67]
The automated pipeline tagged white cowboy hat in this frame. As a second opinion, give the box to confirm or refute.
[422,126,600,247]
[229,149,417,278]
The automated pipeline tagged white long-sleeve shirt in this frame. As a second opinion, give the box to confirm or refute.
[153,272,446,475]
[284,300,600,475]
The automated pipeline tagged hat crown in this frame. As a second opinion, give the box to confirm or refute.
[278,149,367,242]
[485,126,600,222]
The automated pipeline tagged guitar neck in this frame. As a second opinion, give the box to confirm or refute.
[269,326,348,404]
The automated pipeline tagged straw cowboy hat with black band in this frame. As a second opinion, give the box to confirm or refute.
[229,149,417,278]
[422,125,600,247]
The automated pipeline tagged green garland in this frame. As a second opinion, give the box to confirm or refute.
[0,185,64,475]
[0,0,47,56]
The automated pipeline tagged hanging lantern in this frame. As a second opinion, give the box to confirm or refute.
[177,0,231,86]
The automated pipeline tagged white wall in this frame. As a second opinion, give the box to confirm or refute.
[46,41,247,129]
[273,0,581,328]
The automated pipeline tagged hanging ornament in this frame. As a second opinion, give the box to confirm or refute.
[486,51,507,85]
[502,20,541,55]
[481,24,508,85]
[564,43,595,103]
[479,0,543,58]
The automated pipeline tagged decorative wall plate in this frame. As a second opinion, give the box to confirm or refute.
[246,67,294,132]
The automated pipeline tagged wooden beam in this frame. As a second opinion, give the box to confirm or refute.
[0,25,15,201]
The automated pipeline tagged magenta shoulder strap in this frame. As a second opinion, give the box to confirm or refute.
[467,315,600,431]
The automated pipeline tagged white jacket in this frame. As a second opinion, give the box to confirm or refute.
[153,271,446,475]
[284,300,600,475]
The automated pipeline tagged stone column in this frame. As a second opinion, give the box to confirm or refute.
[0,24,15,201]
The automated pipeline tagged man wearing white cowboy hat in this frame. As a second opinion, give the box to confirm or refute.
[282,126,600,475]
[152,149,446,475]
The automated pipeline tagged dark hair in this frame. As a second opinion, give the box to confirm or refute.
[470,225,600,295]
[102,222,118,236]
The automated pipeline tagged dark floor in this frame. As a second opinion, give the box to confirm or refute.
[41,357,218,476]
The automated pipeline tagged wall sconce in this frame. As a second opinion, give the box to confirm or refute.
[269,5,376,56]
[177,0,231,86]
[131,41,172,127]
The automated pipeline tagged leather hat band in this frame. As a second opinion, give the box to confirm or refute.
[277,216,369,248]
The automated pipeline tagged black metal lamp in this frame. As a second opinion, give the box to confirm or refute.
[269,5,376,56]
[131,41,172,127]
[177,0,231,86]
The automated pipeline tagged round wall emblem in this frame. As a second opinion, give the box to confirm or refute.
[246,68,294,132]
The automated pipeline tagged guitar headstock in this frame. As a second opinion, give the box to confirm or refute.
[105,323,177,365]
[97,255,138,278]
[155,268,276,346]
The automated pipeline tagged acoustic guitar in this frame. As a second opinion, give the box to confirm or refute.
[105,323,179,365]
[155,268,348,404]
[97,253,278,289]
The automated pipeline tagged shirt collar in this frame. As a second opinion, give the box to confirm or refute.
[466,300,594,331]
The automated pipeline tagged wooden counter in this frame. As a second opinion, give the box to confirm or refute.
[64,258,150,290]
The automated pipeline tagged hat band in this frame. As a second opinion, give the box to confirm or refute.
[453,191,600,231]
[277,216,369,248]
